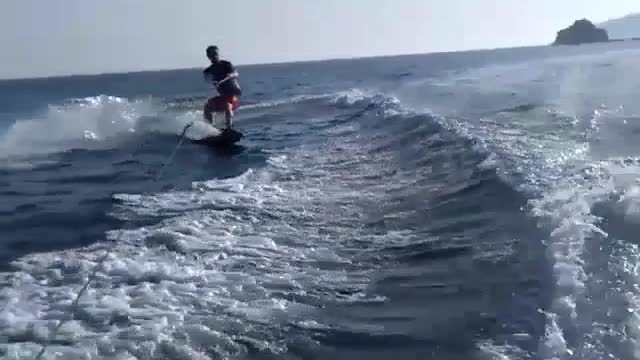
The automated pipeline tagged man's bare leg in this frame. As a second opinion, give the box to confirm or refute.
[224,104,233,129]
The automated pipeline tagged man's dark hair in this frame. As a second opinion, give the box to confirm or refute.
[206,45,219,55]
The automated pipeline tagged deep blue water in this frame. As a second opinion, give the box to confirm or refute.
[3,41,640,360]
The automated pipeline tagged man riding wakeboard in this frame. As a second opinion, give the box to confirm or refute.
[203,45,242,130]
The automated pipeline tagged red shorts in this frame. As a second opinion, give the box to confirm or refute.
[205,94,240,112]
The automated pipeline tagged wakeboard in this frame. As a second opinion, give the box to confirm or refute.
[191,128,243,147]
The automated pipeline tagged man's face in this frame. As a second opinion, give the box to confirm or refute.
[207,50,219,63]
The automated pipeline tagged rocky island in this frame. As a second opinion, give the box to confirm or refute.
[553,19,609,45]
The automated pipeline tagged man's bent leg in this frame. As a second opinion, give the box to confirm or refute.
[224,95,239,130]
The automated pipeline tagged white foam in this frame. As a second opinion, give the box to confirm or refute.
[0,95,154,159]
[526,157,640,359]
[239,93,336,111]
[406,49,640,359]
[332,88,371,107]
[0,125,402,357]
[538,310,571,359]
[476,340,530,360]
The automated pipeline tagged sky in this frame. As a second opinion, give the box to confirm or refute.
[1,0,638,79]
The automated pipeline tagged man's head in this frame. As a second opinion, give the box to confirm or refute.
[206,45,219,63]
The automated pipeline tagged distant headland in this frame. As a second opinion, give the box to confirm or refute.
[599,13,640,39]
[553,18,640,45]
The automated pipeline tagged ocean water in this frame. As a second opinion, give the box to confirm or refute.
[2,41,640,360]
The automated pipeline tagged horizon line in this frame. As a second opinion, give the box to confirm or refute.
[0,42,548,82]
